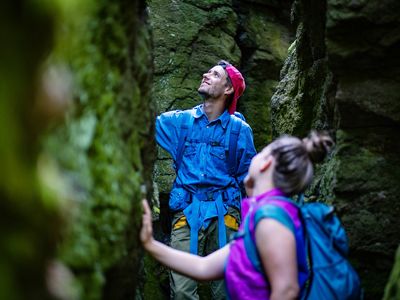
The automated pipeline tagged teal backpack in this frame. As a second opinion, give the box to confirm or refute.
[244,195,363,300]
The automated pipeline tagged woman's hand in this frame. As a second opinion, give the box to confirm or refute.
[140,199,154,248]
[139,198,228,281]
[244,174,255,197]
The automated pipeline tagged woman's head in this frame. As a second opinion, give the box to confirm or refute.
[252,131,334,196]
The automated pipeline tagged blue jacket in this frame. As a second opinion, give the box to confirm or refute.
[156,103,256,212]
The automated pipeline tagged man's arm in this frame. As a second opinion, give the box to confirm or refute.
[155,110,182,160]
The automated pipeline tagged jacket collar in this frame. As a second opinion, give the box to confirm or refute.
[194,104,230,129]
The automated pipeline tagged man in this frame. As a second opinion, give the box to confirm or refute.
[156,60,256,299]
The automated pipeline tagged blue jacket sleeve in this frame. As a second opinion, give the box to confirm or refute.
[155,110,182,161]
[235,123,257,193]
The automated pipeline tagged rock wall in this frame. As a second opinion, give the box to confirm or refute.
[0,2,60,299]
[236,1,293,149]
[272,0,400,298]
[43,0,154,299]
[327,1,400,297]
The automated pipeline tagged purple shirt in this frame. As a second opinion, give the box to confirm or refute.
[225,189,305,299]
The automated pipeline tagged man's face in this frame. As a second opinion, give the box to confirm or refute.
[198,65,231,99]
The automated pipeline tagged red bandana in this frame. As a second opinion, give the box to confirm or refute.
[225,65,246,115]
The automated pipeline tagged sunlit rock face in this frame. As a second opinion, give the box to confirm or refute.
[271,0,400,298]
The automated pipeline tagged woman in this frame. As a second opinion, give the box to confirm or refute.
[141,131,333,300]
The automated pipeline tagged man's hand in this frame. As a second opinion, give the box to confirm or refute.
[244,174,255,197]
[140,199,154,248]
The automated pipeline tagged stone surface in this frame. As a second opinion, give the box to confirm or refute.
[237,1,292,149]
[43,0,154,299]
[271,0,400,298]
[0,1,66,299]
[326,1,400,298]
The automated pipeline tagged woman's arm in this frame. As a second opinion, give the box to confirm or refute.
[255,219,299,300]
[141,200,229,281]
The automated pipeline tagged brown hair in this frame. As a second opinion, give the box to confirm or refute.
[217,60,233,87]
[217,60,234,106]
[269,131,334,196]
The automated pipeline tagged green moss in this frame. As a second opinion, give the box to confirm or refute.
[383,245,400,300]
[309,148,339,203]
[271,28,333,137]
[184,0,231,9]
[154,158,175,194]
[143,254,169,299]
[244,11,290,61]
[244,79,278,150]
[0,0,68,298]
[43,0,154,298]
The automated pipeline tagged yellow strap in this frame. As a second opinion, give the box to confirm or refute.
[173,216,187,229]
[174,215,239,230]
[224,214,239,230]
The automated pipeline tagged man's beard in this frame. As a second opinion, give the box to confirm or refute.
[198,90,210,100]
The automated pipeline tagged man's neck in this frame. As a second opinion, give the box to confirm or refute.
[203,98,226,121]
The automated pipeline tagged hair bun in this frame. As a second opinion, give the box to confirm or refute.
[302,131,334,163]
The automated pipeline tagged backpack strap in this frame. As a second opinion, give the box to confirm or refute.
[226,115,242,176]
[175,110,194,171]
[244,204,295,273]
[233,111,246,121]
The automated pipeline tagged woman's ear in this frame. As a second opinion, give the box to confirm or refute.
[224,85,234,96]
[260,156,273,173]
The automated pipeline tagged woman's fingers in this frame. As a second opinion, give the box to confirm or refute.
[142,199,151,216]
[140,199,153,244]
[142,200,151,228]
